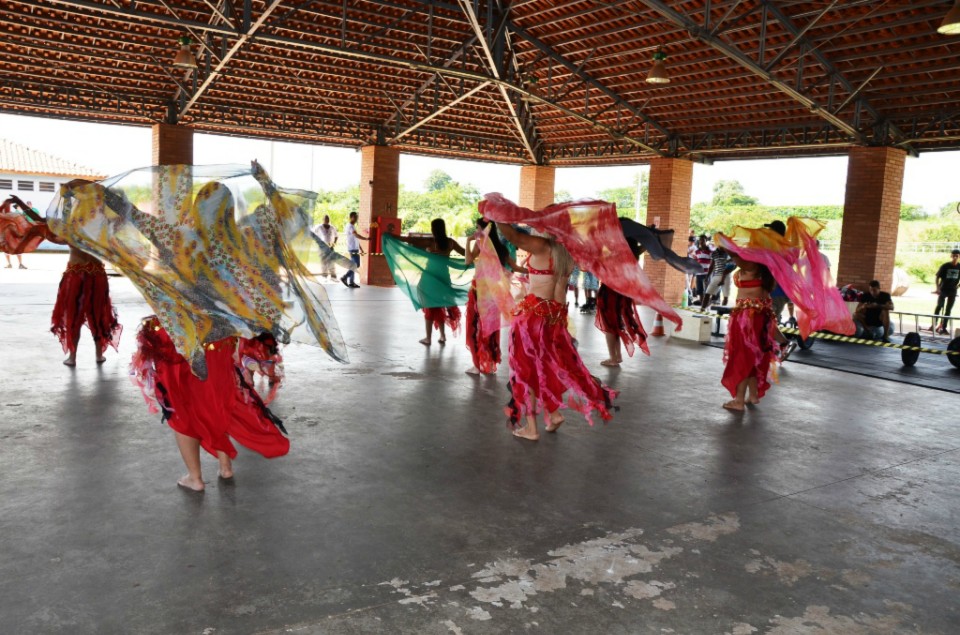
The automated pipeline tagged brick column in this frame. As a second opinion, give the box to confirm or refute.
[151,123,193,165]
[645,158,693,304]
[359,145,400,286]
[519,165,555,210]
[837,147,906,290]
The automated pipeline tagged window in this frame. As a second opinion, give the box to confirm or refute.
[0,179,12,189]
[39,182,56,192]
[18,180,34,191]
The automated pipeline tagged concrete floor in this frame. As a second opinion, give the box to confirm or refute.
[1,254,958,635]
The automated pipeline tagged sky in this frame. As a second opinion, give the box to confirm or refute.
[2,113,957,214]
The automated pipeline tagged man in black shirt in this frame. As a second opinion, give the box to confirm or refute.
[854,280,894,342]
[933,249,960,334]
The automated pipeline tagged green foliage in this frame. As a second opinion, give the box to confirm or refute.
[398,172,481,236]
[940,201,960,217]
[711,180,758,206]
[555,189,573,203]
[897,253,945,284]
[425,170,454,192]
[597,172,648,217]
[919,222,960,242]
[899,203,926,220]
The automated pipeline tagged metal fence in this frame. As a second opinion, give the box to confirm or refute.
[819,240,960,254]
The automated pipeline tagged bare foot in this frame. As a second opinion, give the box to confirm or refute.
[419,338,431,346]
[177,475,205,491]
[63,358,76,367]
[218,470,234,480]
[438,338,446,345]
[722,400,745,412]
[545,415,564,433]
[748,396,760,405]
[465,366,480,375]
[512,428,540,441]
[600,359,620,367]
[96,356,106,364]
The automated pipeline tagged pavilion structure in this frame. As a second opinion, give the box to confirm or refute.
[2,1,959,293]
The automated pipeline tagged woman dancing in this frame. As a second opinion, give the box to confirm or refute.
[595,237,648,367]
[51,246,123,366]
[721,254,779,411]
[463,218,521,375]
[418,218,465,346]
[495,222,616,440]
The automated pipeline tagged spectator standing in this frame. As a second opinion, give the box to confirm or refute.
[701,247,733,311]
[693,235,712,302]
[312,215,339,279]
[932,249,960,334]
[340,212,368,288]
[854,280,894,342]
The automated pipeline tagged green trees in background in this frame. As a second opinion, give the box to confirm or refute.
[597,172,649,219]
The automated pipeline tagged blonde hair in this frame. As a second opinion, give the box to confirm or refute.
[549,239,574,281]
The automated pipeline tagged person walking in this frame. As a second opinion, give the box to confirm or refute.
[341,211,368,288]
[312,214,338,279]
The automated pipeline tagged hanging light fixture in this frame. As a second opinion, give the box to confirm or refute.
[646,46,670,84]
[173,35,198,69]
[939,0,960,34]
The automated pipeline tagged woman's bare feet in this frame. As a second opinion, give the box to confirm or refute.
[63,357,77,367]
[512,418,539,441]
[600,359,620,367]
[419,338,431,346]
[96,356,107,364]
[438,337,446,345]
[722,400,745,412]
[177,475,205,491]
[545,412,565,433]
[465,366,480,375]
[217,453,234,479]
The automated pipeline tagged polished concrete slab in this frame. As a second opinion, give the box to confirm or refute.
[1,254,957,634]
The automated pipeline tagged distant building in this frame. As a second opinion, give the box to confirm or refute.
[0,138,105,214]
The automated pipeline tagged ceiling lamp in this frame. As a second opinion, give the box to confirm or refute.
[646,46,670,84]
[939,1,960,34]
[173,35,197,69]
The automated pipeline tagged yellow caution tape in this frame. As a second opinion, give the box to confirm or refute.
[674,306,959,357]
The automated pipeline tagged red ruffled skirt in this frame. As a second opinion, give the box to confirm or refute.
[595,284,649,357]
[423,306,462,335]
[50,261,122,355]
[722,298,780,399]
[130,317,289,459]
[237,333,284,404]
[465,284,501,373]
[507,294,617,427]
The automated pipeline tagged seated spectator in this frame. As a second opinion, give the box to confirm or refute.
[854,280,893,342]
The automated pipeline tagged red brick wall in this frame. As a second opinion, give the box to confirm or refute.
[837,147,906,291]
[645,158,693,304]
[151,124,193,166]
[359,145,400,286]
[519,165,555,210]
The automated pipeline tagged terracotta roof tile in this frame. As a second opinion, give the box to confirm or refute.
[0,139,105,179]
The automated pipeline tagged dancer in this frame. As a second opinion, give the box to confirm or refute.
[596,237,648,367]
[54,164,348,491]
[51,246,122,366]
[463,218,522,374]
[494,221,616,440]
[132,316,288,491]
[415,219,465,346]
[721,255,779,411]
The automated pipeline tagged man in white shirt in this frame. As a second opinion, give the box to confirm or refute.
[341,212,368,288]
[312,215,338,279]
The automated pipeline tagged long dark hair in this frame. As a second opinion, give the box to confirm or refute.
[759,263,775,292]
[431,218,449,251]
[477,218,509,266]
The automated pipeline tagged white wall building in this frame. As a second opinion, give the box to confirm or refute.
[1,138,105,215]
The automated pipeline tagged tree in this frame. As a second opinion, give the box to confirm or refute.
[711,180,758,206]
[940,201,960,217]
[555,189,573,203]
[425,170,453,192]
[597,172,648,218]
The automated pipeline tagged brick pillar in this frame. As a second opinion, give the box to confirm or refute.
[359,145,399,286]
[151,123,193,165]
[519,165,555,210]
[837,147,906,290]
[645,158,693,304]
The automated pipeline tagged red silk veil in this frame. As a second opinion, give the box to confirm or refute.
[714,217,854,339]
[478,194,682,330]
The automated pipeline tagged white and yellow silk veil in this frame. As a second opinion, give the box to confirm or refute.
[47,162,348,377]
